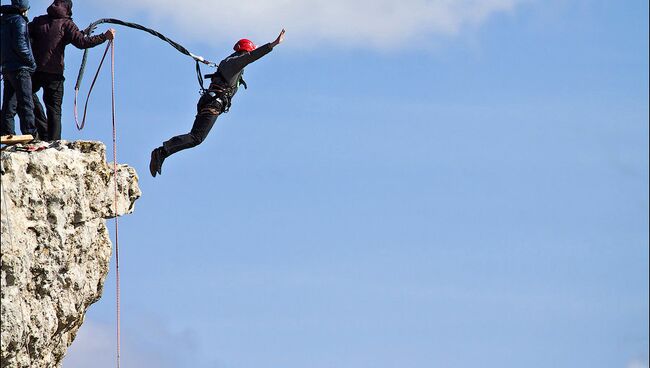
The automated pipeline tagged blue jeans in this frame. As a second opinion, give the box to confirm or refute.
[1,69,36,136]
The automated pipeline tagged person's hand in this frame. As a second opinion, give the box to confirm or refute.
[271,29,285,47]
[104,28,116,40]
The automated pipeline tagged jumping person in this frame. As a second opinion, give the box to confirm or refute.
[0,0,37,137]
[28,0,115,141]
[149,29,286,177]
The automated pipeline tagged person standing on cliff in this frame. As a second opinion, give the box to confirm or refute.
[27,0,115,141]
[0,0,37,138]
[149,29,286,177]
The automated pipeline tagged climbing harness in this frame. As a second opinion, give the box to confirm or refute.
[201,68,250,114]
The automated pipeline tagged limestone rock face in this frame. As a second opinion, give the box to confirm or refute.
[0,141,141,368]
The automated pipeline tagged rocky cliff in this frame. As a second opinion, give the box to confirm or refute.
[0,141,141,368]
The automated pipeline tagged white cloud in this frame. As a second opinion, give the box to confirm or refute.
[86,0,523,49]
[62,319,203,368]
[63,320,170,368]
[628,358,650,368]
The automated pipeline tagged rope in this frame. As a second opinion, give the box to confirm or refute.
[75,19,215,128]
[75,18,216,94]
[72,37,122,367]
[108,39,122,368]
[75,42,112,130]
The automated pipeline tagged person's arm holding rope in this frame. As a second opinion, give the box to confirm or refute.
[66,21,115,49]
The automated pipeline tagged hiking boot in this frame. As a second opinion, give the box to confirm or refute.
[156,148,166,175]
[149,148,160,177]
[149,147,167,177]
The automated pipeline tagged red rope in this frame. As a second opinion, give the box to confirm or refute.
[109,39,122,368]
[72,37,121,367]
[75,39,121,367]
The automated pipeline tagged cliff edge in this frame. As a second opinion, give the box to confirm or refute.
[0,141,141,368]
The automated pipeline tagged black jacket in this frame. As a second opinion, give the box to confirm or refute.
[0,5,36,73]
[208,43,274,97]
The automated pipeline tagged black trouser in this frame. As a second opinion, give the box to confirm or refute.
[32,72,65,141]
[1,69,36,136]
[162,93,222,157]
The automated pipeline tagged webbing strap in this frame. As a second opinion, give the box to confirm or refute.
[196,61,206,93]
[75,18,216,94]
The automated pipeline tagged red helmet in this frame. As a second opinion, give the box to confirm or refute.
[234,39,256,52]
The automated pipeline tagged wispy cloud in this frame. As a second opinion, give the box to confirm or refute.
[63,319,203,368]
[629,358,650,368]
[85,0,524,49]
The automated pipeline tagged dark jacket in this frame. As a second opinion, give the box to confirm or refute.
[28,1,107,75]
[0,5,36,73]
[209,43,274,98]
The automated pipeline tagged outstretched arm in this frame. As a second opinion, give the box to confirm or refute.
[233,29,286,70]
[270,29,286,48]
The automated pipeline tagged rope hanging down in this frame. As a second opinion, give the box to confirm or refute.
[76,38,122,367]
[107,39,122,368]
[72,32,211,364]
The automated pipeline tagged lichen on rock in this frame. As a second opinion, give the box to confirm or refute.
[1,141,140,368]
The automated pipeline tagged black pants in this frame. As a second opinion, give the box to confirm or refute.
[162,93,222,157]
[32,72,64,141]
[1,69,36,136]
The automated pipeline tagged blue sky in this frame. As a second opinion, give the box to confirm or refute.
[7,0,649,367]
